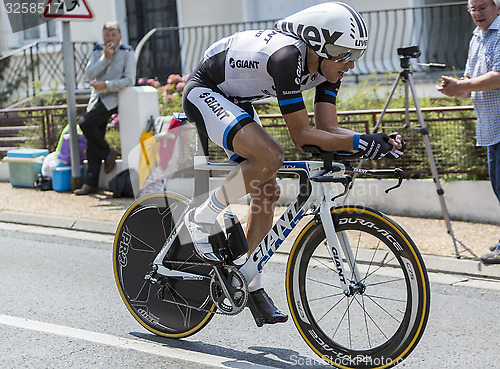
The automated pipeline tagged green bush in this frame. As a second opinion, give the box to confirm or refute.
[18,82,68,151]
[105,127,121,156]
[334,74,486,180]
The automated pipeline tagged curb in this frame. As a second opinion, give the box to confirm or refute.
[0,210,117,235]
[0,210,499,281]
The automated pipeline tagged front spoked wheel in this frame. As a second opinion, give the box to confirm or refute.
[286,206,430,368]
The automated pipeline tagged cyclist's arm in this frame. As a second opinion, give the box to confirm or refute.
[314,101,357,137]
[285,102,403,155]
[283,107,355,151]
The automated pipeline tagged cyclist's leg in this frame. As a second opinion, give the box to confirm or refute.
[183,84,284,260]
[244,175,288,323]
[183,84,288,322]
[215,124,284,204]
[183,83,283,205]
[224,105,287,322]
[245,175,281,254]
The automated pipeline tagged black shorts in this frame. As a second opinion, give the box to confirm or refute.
[182,79,262,162]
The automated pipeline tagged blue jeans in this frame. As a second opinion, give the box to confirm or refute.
[488,141,500,205]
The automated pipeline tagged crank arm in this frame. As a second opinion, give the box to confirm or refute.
[213,265,240,309]
[148,265,210,282]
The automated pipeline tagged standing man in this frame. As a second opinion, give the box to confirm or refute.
[437,0,500,263]
[74,21,136,195]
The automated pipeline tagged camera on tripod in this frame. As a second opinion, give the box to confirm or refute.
[397,45,421,69]
[397,45,421,59]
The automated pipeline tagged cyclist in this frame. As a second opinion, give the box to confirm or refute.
[182,2,404,325]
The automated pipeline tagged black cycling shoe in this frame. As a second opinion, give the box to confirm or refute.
[248,288,288,324]
[489,241,500,251]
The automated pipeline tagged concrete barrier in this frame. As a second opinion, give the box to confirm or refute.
[342,178,500,224]
[117,86,159,168]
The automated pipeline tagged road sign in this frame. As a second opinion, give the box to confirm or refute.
[42,0,94,20]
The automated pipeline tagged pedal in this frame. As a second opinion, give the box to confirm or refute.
[246,296,264,327]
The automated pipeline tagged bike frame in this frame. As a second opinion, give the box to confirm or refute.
[151,148,362,295]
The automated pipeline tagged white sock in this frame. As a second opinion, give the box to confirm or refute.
[248,271,262,292]
[194,192,226,224]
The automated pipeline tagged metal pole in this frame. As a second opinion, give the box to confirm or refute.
[407,73,460,257]
[62,21,82,190]
[343,72,403,204]
[372,73,403,133]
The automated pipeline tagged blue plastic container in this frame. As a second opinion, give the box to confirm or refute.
[6,149,49,188]
[52,166,72,192]
[52,165,85,192]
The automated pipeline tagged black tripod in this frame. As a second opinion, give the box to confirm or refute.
[348,46,462,258]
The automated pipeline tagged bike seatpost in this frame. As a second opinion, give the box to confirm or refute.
[191,131,210,207]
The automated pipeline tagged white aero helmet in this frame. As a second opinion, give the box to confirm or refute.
[275,2,368,62]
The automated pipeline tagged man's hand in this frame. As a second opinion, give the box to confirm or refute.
[90,80,106,91]
[437,75,471,99]
[103,41,116,59]
[357,132,404,160]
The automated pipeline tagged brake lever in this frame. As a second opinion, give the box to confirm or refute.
[385,168,404,193]
[331,175,352,202]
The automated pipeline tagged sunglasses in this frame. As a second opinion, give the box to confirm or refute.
[325,44,366,63]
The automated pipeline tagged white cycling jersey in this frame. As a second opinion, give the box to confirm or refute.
[183,29,342,161]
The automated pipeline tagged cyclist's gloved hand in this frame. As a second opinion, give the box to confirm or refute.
[384,132,406,159]
[354,133,394,160]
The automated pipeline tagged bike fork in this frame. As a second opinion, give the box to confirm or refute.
[319,185,363,295]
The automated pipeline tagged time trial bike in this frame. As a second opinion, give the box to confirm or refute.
[113,115,430,368]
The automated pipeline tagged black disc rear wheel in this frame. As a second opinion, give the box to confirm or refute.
[113,192,215,338]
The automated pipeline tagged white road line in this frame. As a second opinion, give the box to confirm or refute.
[0,314,277,369]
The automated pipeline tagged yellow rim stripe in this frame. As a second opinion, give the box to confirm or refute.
[286,207,428,369]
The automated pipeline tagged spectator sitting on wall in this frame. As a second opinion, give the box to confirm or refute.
[74,21,136,195]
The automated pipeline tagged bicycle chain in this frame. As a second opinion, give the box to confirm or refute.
[154,260,248,316]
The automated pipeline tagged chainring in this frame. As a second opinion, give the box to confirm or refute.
[209,265,248,315]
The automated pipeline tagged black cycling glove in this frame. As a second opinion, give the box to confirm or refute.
[355,132,406,160]
[384,132,406,159]
[356,133,394,160]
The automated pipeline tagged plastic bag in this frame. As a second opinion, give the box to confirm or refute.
[56,125,86,165]
[41,151,60,178]
[109,169,135,198]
